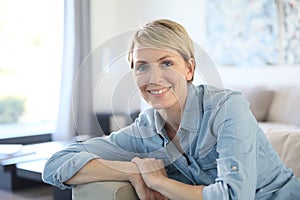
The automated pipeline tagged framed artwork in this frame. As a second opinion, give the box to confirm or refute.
[206,0,299,66]
[283,0,300,64]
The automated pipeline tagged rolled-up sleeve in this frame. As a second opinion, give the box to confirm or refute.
[42,124,141,189]
[43,151,100,189]
[202,93,259,199]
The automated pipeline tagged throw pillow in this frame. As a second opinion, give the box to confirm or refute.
[265,129,300,178]
[267,86,300,126]
[230,86,274,122]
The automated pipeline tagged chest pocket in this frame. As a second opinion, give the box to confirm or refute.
[194,145,219,182]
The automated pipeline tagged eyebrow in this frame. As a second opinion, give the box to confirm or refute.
[157,55,173,62]
[134,55,173,65]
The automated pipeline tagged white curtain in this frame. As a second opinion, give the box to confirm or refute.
[53,0,100,141]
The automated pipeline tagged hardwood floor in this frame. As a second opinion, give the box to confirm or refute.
[0,185,53,200]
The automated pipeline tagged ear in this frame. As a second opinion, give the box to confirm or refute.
[186,58,195,82]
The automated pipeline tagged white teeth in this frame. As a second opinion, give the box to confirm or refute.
[149,87,170,95]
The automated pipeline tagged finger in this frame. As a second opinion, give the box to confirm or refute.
[157,159,164,167]
[153,191,168,200]
[131,157,141,164]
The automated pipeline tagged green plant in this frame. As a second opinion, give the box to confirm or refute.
[0,96,26,124]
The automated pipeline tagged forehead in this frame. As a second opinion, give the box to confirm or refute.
[132,44,181,61]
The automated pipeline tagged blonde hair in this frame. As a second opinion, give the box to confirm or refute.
[128,19,195,81]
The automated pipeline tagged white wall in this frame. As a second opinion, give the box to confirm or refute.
[90,0,206,50]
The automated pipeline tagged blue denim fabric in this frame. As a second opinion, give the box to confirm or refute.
[42,84,300,199]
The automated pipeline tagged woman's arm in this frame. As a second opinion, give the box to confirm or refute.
[42,125,141,189]
[200,90,258,199]
[65,158,168,200]
[154,177,205,200]
[42,137,138,189]
[65,158,138,184]
[42,127,168,199]
[132,157,205,200]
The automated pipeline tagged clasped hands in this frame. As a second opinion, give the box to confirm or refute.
[130,157,168,200]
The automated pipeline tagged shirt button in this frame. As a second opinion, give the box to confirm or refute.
[171,156,177,162]
[231,166,238,171]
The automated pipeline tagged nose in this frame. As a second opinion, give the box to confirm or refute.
[148,65,163,84]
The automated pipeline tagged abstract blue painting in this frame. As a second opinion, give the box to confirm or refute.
[205,0,279,66]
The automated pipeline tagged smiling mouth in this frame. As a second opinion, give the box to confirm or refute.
[148,87,171,95]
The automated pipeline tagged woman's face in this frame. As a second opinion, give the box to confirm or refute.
[132,44,194,111]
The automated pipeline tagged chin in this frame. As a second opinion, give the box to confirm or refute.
[150,104,167,110]
[148,101,176,111]
[143,96,177,110]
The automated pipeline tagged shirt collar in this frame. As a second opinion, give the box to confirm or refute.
[154,109,166,134]
[180,84,201,132]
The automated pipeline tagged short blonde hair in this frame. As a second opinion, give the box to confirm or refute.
[128,19,195,81]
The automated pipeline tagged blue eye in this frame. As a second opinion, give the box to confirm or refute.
[160,60,173,68]
[134,63,149,74]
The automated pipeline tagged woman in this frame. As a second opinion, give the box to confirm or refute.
[43,19,300,200]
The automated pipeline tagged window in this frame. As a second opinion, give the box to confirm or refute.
[0,0,63,139]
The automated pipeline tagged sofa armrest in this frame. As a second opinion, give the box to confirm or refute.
[72,181,139,200]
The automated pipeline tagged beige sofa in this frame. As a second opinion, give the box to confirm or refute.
[233,85,300,130]
[72,181,138,200]
[72,86,300,200]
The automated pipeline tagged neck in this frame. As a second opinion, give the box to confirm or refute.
[158,100,185,135]
[159,84,190,137]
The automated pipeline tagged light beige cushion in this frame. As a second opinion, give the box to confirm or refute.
[230,86,274,122]
[265,129,300,178]
[72,181,138,200]
[267,86,300,125]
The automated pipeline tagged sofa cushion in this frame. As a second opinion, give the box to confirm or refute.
[72,181,138,200]
[265,129,300,178]
[267,86,300,126]
[230,86,274,122]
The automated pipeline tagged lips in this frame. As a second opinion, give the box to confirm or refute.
[148,87,171,95]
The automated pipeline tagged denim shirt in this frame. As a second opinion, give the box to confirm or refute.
[42,84,300,199]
